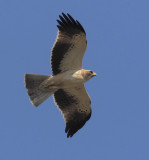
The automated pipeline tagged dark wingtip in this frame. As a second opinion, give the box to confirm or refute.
[56,12,86,35]
[62,12,66,17]
[65,111,92,138]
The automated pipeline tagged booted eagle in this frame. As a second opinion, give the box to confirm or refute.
[25,13,96,138]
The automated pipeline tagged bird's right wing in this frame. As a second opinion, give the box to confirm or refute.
[54,84,92,138]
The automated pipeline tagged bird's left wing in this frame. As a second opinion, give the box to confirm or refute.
[54,85,92,138]
[51,13,87,75]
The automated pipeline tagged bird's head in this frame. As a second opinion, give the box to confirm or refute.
[82,70,97,82]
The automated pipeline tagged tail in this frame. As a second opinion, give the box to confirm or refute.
[24,73,55,107]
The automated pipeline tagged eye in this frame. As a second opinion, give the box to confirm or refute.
[90,71,93,74]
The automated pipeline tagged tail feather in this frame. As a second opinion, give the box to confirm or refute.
[25,73,55,107]
[25,74,51,89]
[27,88,53,107]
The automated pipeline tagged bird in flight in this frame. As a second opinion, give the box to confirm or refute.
[25,13,96,138]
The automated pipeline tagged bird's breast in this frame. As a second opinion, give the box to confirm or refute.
[56,70,84,88]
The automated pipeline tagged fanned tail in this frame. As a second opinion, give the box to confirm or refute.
[25,74,55,107]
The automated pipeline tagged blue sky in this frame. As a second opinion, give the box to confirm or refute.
[1,0,149,159]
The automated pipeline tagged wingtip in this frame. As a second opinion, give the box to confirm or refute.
[65,125,74,138]
[62,12,66,17]
[61,12,72,18]
[59,14,62,19]
[56,12,86,35]
[67,13,71,17]
[66,132,73,138]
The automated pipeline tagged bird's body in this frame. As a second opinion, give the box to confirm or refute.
[51,69,84,87]
[25,13,96,137]
[50,69,93,86]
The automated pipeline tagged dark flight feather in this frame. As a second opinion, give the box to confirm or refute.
[51,13,86,75]
[54,89,91,138]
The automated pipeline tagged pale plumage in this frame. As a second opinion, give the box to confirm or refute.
[25,13,96,137]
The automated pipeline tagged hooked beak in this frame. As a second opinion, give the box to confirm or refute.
[92,72,97,77]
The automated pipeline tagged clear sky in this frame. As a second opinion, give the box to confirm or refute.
[1,0,149,159]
